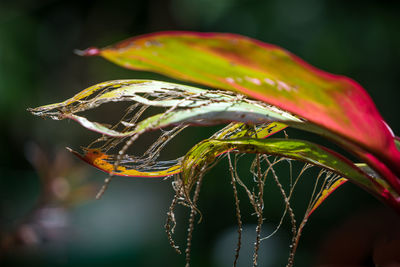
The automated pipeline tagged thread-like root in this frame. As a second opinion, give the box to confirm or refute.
[165,192,181,254]
[228,153,242,267]
[185,175,203,267]
[263,156,297,267]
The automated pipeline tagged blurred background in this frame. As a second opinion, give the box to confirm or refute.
[1,0,399,266]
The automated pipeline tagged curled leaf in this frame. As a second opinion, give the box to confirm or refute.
[68,122,286,178]
[29,80,299,137]
[68,147,182,178]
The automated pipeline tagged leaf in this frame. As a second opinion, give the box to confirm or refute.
[307,178,348,217]
[307,162,386,217]
[84,32,400,191]
[179,138,399,211]
[29,80,298,137]
[67,122,286,177]
[67,147,182,177]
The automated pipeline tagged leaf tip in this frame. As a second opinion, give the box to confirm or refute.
[74,47,101,57]
[66,147,84,160]
[27,106,44,117]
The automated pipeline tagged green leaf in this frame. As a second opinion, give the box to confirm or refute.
[180,138,399,211]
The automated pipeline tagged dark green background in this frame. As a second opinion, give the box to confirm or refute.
[1,0,399,266]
